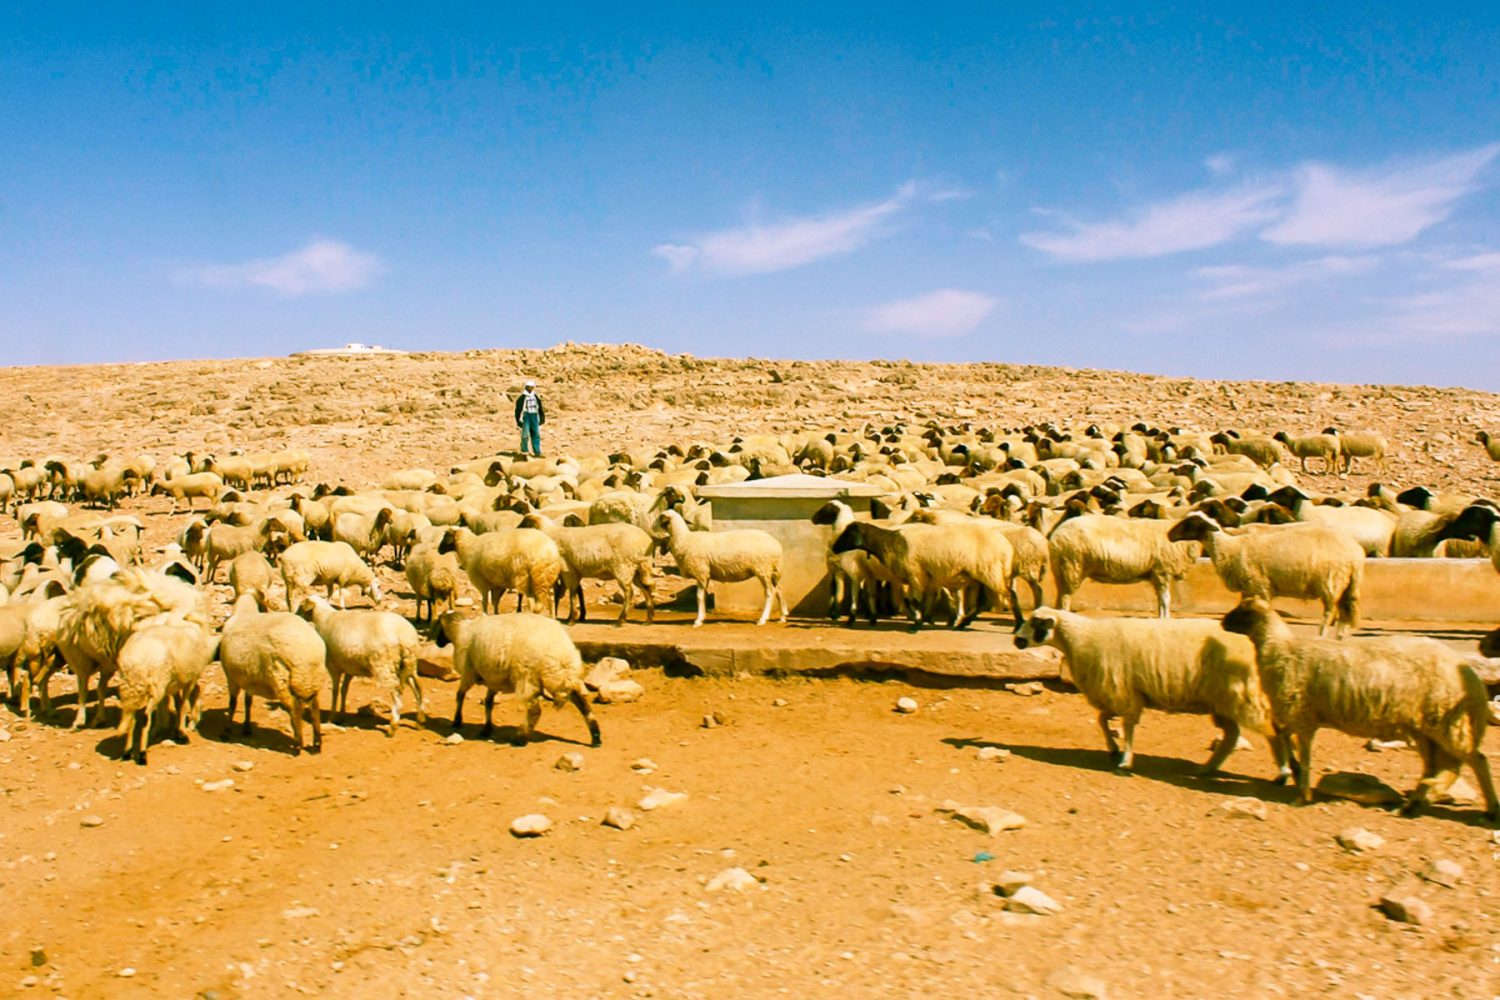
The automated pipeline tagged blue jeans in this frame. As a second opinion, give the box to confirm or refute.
[519,414,542,456]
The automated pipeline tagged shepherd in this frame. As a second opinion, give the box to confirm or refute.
[515,379,545,458]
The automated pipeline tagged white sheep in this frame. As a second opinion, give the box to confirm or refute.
[113,620,218,765]
[913,507,1049,612]
[520,512,656,625]
[655,508,787,627]
[229,550,278,610]
[445,611,601,746]
[332,506,394,563]
[1267,486,1397,557]
[149,471,224,514]
[438,526,562,615]
[1272,431,1341,475]
[295,595,424,736]
[1014,607,1282,776]
[404,540,460,625]
[1323,427,1388,475]
[1222,597,1498,817]
[203,517,288,583]
[279,540,384,610]
[1167,512,1364,638]
[217,593,326,755]
[811,500,906,625]
[1047,513,1199,619]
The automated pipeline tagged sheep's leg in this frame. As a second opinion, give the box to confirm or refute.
[69,666,94,730]
[1467,750,1500,822]
[118,708,139,763]
[1294,730,1316,804]
[1028,578,1045,613]
[451,679,471,731]
[388,685,402,736]
[1269,730,1294,785]
[1118,715,1138,771]
[614,575,630,625]
[1097,711,1121,764]
[1154,577,1171,620]
[756,577,774,626]
[479,689,497,739]
[241,693,255,737]
[828,570,845,620]
[132,708,149,766]
[569,689,602,747]
[340,674,355,718]
[306,693,323,754]
[285,686,306,756]
[408,674,426,724]
[694,582,708,628]
[1403,741,1456,817]
[776,578,789,623]
[518,700,542,746]
[638,565,656,624]
[1200,716,1240,775]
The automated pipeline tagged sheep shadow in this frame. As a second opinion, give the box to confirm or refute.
[198,706,322,757]
[439,719,597,748]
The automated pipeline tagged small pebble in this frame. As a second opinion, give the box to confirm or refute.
[555,752,585,772]
[80,815,104,828]
[602,807,637,831]
[895,697,919,714]
[510,814,552,837]
[444,732,464,745]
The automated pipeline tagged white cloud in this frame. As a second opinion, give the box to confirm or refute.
[1194,255,1381,301]
[1019,184,1284,262]
[859,289,998,339]
[652,184,916,276]
[1204,153,1236,176]
[183,239,384,296]
[1262,144,1500,248]
[1376,251,1500,341]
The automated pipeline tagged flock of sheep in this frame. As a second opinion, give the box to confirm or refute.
[1,420,1499,823]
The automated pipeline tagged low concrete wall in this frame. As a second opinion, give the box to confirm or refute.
[1067,558,1500,624]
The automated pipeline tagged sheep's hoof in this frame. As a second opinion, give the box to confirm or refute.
[290,745,302,757]
[478,724,493,739]
[308,743,322,755]
[241,723,254,737]
[174,730,192,744]
[135,754,147,767]
[509,736,527,748]
[1271,772,1290,786]
[1398,798,1425,818]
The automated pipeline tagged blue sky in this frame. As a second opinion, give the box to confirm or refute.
[3,5,1499,388]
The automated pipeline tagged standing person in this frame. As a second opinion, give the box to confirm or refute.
[515,379,545,457]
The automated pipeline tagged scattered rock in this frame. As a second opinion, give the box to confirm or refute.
[771,698,788,707]
[584,657,632,691]
[630,757,657,774]
[1047,966,1108,999]
[80,815,104,828]
[976,747,1011,762]
[416,645,457,681]
[602,807,637,831]
[1421,859,1464,889]
[939,801,1026,836]
[596,679,645,704]
[202,779,235,793]
[1365,738,1407,752]
[1315,772,1402,806]
[555,752,585,772]
[895,697,919,714]
[282,906,320,919]
[29,948,46,968]
[992,870,1034,897]
[706,867,760,892]
[1005,885,1062,915]
[118,967,136,978]
[231,761,255,773]
[1379,891,1433,926]
[444,732,464,745]
[1434,776,1479,805]
[509,814,552,838]
[1336,828,1385,854]
[1217,797,1268,821]
[638,787,688,811]
[701,711,727,729]
[1006,681,1044,697]
[0,727,11,743]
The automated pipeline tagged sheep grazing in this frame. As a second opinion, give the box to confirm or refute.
[1272,431,1341,475]
[295,595,424,736]
[439,526,563,615]
[113,621,218,765]
[1013,607,1282,776]
[655,508,787,627]
[830,518,1018,630]
[279,540,384,610]
[217,593,326,755]
[1266,485,1396,557]
[1435,502,1500,574]
[404,540,460,626]
[446,611,601,746]
[1047,514,1199,619]
[1167,512,1364,638]
[1222,598,1498,818]
[519,512,656,625]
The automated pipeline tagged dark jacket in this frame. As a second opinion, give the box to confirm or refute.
[514,390,545,424]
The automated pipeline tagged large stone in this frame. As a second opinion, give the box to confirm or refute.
[1434,777,1479,805]
[585,657,632,691]
[939,801,1026,836]
[706,867,760,892]
[1336,828,1385,854]
[1005,885,1062,915]
[596,679,645,704]
[1047,966,1108,999]
[1315,772,1403,806]
[638,787,688,811]
[1420,859,1464,889]
[1379,891,1433,925]
[509,814,552,838]
[1217,797,1268,821]
[602,807,637,831]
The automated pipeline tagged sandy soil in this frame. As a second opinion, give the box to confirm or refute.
[4,345,1500,998]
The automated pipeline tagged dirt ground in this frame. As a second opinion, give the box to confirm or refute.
[5,345,1500,998]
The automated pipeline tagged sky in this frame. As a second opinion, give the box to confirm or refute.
[3,4,1499,388]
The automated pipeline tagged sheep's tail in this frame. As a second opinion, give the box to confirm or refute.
[1336,576,1360,632]
[1458,662,1490,755]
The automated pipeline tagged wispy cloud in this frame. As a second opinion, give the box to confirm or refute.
[1019,184,1284,262]
[653,184,917,276]
[1375,250,1500,341]
[1262,144,1500,248]
[1204,153,1237,176]
[859,289,998,338]
[181,239,384,296]
[1194,255,1381,301]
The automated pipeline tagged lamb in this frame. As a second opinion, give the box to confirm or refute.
[150,471,224,514]
[519,512,656,625]
[1013,607,1282,776]
[811,500,907,625]
[655,509,787,627]
[279,540,384,610]
[404,540,460,625]
[113,620,218,765]
[1046,514,1200,619]
[445,611,601,746]
[438,526,563,615]
[830,518,1019,630]
[1323,427,1388,474]
[1222,597,1498,818]
[8,590,69,718]
[295,595,424,736]
[384,509,432,566]
[1167,512,1364,638]
[217,593,326,754]
[332,507,395,563]
[229,550,278,610]
[1272,431,1341,475]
